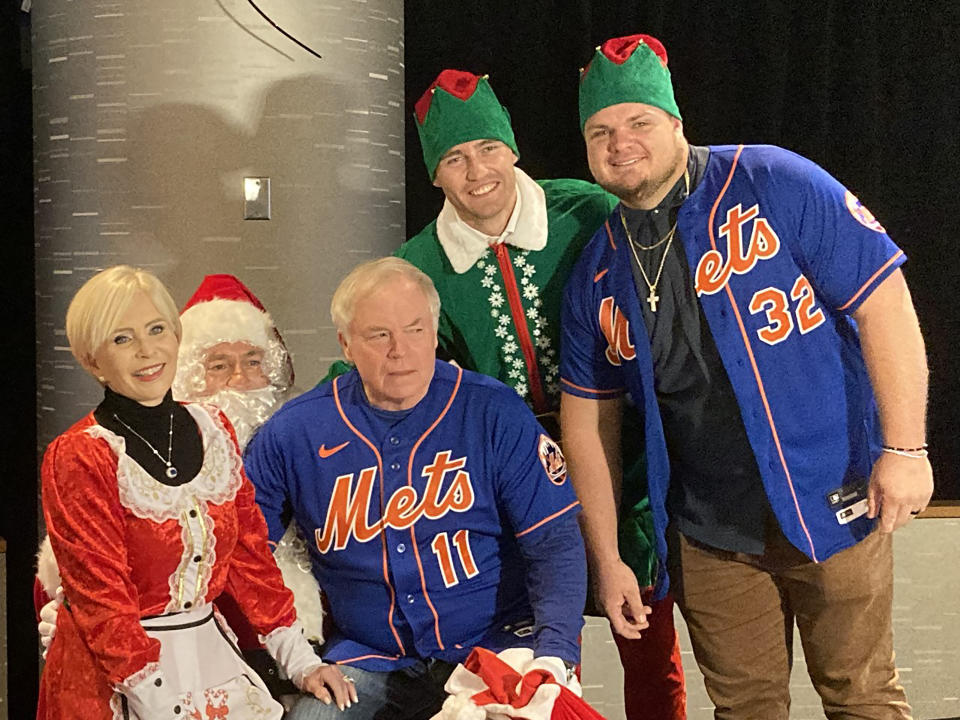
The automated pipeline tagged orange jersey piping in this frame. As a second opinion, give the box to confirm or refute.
[605,220,617,250]
[516,500,581,538]
[560,378,625,396]
[333,376,406,654]
[405,367,463,651]
[706,144,818,561]
[836,250,904,312]
[334,653,400,664]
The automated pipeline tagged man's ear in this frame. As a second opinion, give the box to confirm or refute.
[338,331,352,363]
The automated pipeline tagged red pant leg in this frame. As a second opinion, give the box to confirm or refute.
[612,592,686,720]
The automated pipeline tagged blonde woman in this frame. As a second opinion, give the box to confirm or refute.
[39,266,355,719]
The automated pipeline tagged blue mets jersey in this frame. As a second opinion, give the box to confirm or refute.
[561,145,905,598]
[245,360,585,670]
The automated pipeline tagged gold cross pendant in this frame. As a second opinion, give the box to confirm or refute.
[646,292,660,312]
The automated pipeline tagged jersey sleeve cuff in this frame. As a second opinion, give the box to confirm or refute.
[559,377,626,400]
[515,500,580,539]
[836,249,906,313]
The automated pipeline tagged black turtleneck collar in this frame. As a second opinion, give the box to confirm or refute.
[94,387,204,487]
[97,386,176,421]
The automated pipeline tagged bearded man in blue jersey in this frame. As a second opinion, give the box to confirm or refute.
[560,33,932,719]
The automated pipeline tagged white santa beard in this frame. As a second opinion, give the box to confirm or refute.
[202,386,281,450]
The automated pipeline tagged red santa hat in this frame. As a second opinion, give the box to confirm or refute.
[175,274,294,397]
[180,274,275,350]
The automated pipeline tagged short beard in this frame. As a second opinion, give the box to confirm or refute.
[604,142,687,208]
[202,386,282,450]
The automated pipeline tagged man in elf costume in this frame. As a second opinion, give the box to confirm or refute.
[394,69,686,719]
[561,33,931,718]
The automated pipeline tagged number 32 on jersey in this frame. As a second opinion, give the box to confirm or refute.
[749,274,825,345]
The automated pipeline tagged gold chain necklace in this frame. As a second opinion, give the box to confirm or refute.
[620,170,690,313]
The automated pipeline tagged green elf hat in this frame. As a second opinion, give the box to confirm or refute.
[414,69,519,179]
[578,34,681,129]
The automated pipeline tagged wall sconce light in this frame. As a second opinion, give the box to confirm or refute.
[243,177,271,220]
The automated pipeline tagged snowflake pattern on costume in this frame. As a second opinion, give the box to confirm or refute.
[479,248,560,405]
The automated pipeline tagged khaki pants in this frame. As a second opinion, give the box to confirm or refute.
[668,527,911,720]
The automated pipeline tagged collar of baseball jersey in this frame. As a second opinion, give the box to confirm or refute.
[436,167,548,274]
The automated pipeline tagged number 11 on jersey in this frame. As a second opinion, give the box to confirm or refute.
[431,530,479,588]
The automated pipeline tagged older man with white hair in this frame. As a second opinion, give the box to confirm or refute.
[245,257,589,720]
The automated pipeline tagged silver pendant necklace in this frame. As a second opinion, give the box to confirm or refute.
[113,411,178,479]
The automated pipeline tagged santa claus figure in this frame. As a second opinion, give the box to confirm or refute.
[37,274,323,656]
[172,274,295,447]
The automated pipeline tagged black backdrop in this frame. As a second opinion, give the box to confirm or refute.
[402,1,960,502]
[3,1,959,716]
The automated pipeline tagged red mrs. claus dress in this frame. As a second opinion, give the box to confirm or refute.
[39,403,316,720]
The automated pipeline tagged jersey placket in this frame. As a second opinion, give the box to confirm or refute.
[491,243,548,414]
[380,429,446,655]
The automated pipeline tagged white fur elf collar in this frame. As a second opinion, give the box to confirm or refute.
[436,167,548,274]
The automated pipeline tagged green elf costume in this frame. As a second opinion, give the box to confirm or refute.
[400,69,683,719]
[399,70,614,421]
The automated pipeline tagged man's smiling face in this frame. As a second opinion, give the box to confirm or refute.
[432,138,519,236]
[583,102,686,209]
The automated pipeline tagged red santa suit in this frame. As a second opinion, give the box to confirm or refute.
[39,402,319,719]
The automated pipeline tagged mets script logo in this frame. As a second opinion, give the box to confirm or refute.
[844,191,886,233]
[695,203,781,296]
[315,450,475,553]
[598,296,635,366]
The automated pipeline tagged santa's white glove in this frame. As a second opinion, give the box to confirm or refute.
[38,586,63,658]
[522,656,582,696]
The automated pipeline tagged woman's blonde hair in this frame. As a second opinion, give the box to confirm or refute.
[66,265,181,371]
[330,257,441,338]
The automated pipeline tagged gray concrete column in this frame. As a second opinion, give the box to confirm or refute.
[33,0,404,444]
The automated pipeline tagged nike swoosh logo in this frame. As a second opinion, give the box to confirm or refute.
[318,441,350,458]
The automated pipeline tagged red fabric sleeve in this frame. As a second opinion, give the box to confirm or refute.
[41,425,161,686]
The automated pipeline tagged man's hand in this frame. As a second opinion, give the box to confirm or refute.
[300,664,358,711]
[522,656,582,696]
[594,560,651,639]
[867,452,934,533]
